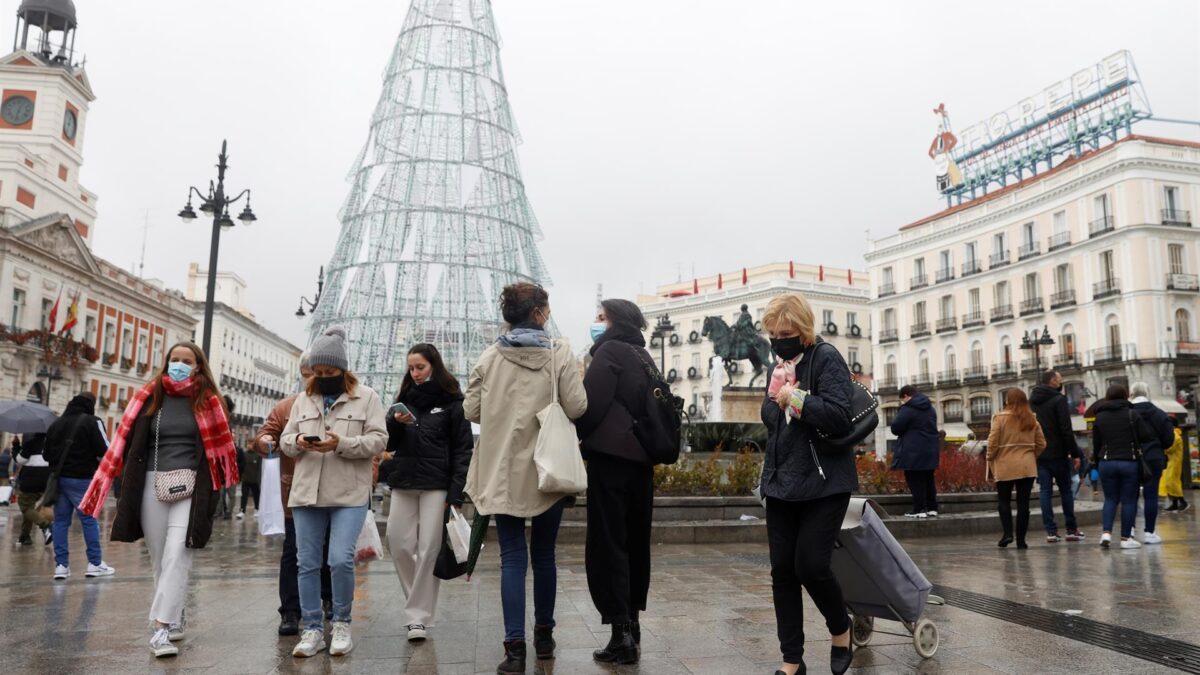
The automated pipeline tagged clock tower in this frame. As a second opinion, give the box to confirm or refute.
[0,0,97,245]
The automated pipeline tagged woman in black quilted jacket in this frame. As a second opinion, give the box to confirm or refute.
[759,293,857,675]
[385,343,473,642]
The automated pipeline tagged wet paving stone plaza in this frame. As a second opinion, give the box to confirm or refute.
[3,495,1200,675]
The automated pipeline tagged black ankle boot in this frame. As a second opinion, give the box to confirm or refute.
[631,618,641,646]
[533,625,555,659]
[998,535,1013,548]
[497,640,525,675]
[831,642,853,674]
[593,622,638,664]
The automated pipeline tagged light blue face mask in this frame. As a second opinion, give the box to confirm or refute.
[590,322,608,342]
[167,362,194,382]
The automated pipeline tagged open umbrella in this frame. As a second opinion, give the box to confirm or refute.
[0,400,57,434]
[465,511,491,579]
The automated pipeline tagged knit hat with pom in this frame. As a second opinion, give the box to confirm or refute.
[307,326,349,371]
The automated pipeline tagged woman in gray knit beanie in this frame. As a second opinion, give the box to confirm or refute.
[280,325,387,658]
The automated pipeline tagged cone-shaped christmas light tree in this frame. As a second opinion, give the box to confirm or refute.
[307,0,551,394]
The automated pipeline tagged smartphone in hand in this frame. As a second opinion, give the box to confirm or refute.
[389,402,412,417]
[302,435,322,444]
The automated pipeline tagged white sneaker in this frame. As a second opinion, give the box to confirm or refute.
[53,564,70,580]
[904,512,927,519]
[1142,532,1163,545]
[1100,533,1112,549]
[292,629,326,658]
[150,628,178,658]
[236,511,244,520]
[925,511,939,518]
[407,624,427,642]
[1120,538,1142,549]
[330,622,353,656]
[85,562,115,577]
[169,609,186,641]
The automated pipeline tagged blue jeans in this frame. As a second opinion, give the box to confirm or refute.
[1037,459,1077,534]
[1099,461,1140,538]
[53,476,102,567]
[293,505,367,632]
[1142,463,1164,534]
[494,499,566,641]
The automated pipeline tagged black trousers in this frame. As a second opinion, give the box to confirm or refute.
[280,516,332,618]
[240,482,260,512]
[585,454,654,624]
[766,492,852,664]
[904,470,938,513]
[996,477,1035,541]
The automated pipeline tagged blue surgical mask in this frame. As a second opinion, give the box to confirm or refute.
[590,322,608,342]
[167,362,194,382]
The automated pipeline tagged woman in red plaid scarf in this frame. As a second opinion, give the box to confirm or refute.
[81,342,239,658]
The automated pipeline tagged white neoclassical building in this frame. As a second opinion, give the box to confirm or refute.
[636,262,871,420]
[868,135,1200,456]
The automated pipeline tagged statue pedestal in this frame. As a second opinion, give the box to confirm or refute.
[714,386,763,423]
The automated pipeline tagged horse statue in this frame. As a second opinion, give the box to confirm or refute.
[702,307,775,388]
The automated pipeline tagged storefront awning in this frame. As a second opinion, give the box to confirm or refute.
[942,423,975,442]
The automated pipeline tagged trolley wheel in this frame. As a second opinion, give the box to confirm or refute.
[912,618,939,659]
[850,614,874,647]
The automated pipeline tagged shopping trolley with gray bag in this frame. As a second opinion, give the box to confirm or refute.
[831,497,943,659]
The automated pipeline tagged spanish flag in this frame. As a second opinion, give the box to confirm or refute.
[47,291,61,333]
[60,292,79,335]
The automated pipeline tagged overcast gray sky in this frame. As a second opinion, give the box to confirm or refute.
[33,0,1200,351]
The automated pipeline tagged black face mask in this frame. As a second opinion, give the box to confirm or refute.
[316,374,345,396]
[770,336,804,361]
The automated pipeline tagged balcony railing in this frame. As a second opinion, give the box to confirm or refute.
[991,363,1018,380]
[876,379,899,393]
[1050,289,1076,309]
[936,317,957,333]
[1089,215,1114,237]
[1093,343,1137,364]
[911,372,933,388]
[990,304,1014,322]
[943,411,965,423]
[910,274,929,290]
[962,311,985,328]
[936,369,960,386]
[1020,357,1047,373]
[1166,273,1199,291]
[877,282,896,297]
[879,328,899,344]
[1053,352,1081,369]
[910,322,930,338]
[936,267,955,284]
[990,250,1011,268]
[1170,341,1200,359]
[1163,209,1192,226]
[1047,231,1072,251]
[1093,277,1121,299]
[963,365,988,382]
[1018,241,1041,260]
[1019,297,1044,316]
[961,259,982,276]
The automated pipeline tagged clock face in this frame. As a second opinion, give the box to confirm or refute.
[63,109,77,139]
[2,96,34,126]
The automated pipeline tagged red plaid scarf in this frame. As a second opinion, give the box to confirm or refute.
[80,377,240,517]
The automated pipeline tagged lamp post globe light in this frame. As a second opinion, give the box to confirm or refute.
[295,266,325,318]
[1019,325,1055,376]
[178,140,258,356]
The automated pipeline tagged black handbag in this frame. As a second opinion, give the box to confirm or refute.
[37,416,86,511]
[1128,410,1154,483]
[802,341,879,450]
[432,507,468,580]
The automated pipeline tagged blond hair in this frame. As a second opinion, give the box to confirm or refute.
[762,293,815,345]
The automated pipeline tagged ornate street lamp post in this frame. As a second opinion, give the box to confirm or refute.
[651,314,675,376]
[178,140,258,356]
[36,363,63,406]
[295,266,325,317]
[1019,325,1055,376]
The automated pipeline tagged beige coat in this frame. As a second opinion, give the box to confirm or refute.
[986,410,1047,482]
[280,384,388,508]
[464,341,587,518]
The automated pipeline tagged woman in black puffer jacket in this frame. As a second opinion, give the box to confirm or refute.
[759,293,857,675]
[1090,384,1156,550]
[385,343,473,642]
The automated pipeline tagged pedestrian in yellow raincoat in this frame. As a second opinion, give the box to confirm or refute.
[1160,421,1188,512]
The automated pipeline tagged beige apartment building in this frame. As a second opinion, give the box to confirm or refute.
[636,262,871,421]
[867,135,1199,456]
